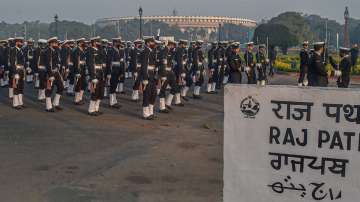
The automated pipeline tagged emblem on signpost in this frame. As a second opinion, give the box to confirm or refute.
[240,96,260,118]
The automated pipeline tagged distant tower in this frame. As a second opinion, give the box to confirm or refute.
[344,7,350,48]
[54,14,59,37]
[172,9,178,16]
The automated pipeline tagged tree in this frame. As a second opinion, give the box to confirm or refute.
[253,23,297,54]
[268,12,316,44]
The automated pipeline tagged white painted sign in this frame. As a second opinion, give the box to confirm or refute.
[224,85,360,202]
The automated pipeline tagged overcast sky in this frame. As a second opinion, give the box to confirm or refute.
[0,0,358,24]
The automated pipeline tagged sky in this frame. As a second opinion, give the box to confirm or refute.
[0,0,359,24]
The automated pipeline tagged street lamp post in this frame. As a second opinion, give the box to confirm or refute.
[138,7,143,39]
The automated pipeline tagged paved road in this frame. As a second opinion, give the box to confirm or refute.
[0,73,358,202]
[0,78,224,202]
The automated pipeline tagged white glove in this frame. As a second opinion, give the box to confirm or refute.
[266,59,270,63]
[14,74,20,80]
[92,79,99,84]
[76,74,81,78]
[142,80,149,85]
[26,67,32,73]
[181,73,186,78]
[34,73,39,76]
[107,74,111,79]
[66,69,70,73]
[49,76,55,81]
[335,70,342,77]
[245,66,251,72]
[134,72,138,77]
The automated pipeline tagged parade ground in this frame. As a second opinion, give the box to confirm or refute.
[0,73,358,202]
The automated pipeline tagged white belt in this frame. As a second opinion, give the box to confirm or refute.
[38,65,46,70]
[165,67,172,71]
[68,62,74,66]
[79,61,85,65]
[16,65,24,69]
[199,62,203,66]
[136,64,141,68]
[95,65,102,69]
[28,56,33,59]
[148,65,155,70]
[112,62,121,66]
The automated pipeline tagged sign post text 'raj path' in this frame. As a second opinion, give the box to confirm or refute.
[224,85,360,202]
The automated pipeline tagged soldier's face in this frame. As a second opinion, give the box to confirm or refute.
[16,41,23,47]
[248,46,253,51]
[51,42,58,48]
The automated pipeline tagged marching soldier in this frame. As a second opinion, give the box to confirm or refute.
[175,40,189,101]
[9,37,26,109]
[60,40,73,94]
[86,36,105,116]
[140,37,158,120]
[215,41,227,89]
[256,44,269,86]
[161,40,183,112]
[332,47,352,88]
[308,42,327,87]
[298,41,310,86]
[44,37,64,112]
[6,38,14,99]
[192,40,205,99]
[228,42,243,84]
[107,37,125,108]
[183,41,194,97]
[72,38,87,105]
[125,41,133,79]
[206,42,217,93]
[33,39,48,101]
[99,39,109,97]
[0,40,9,87]
[244,42,256,84]
[224,41,232,84]
[268,45,277,77]
[130,39,143,102]
[23,38,35,83]
[155,40,165,95]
